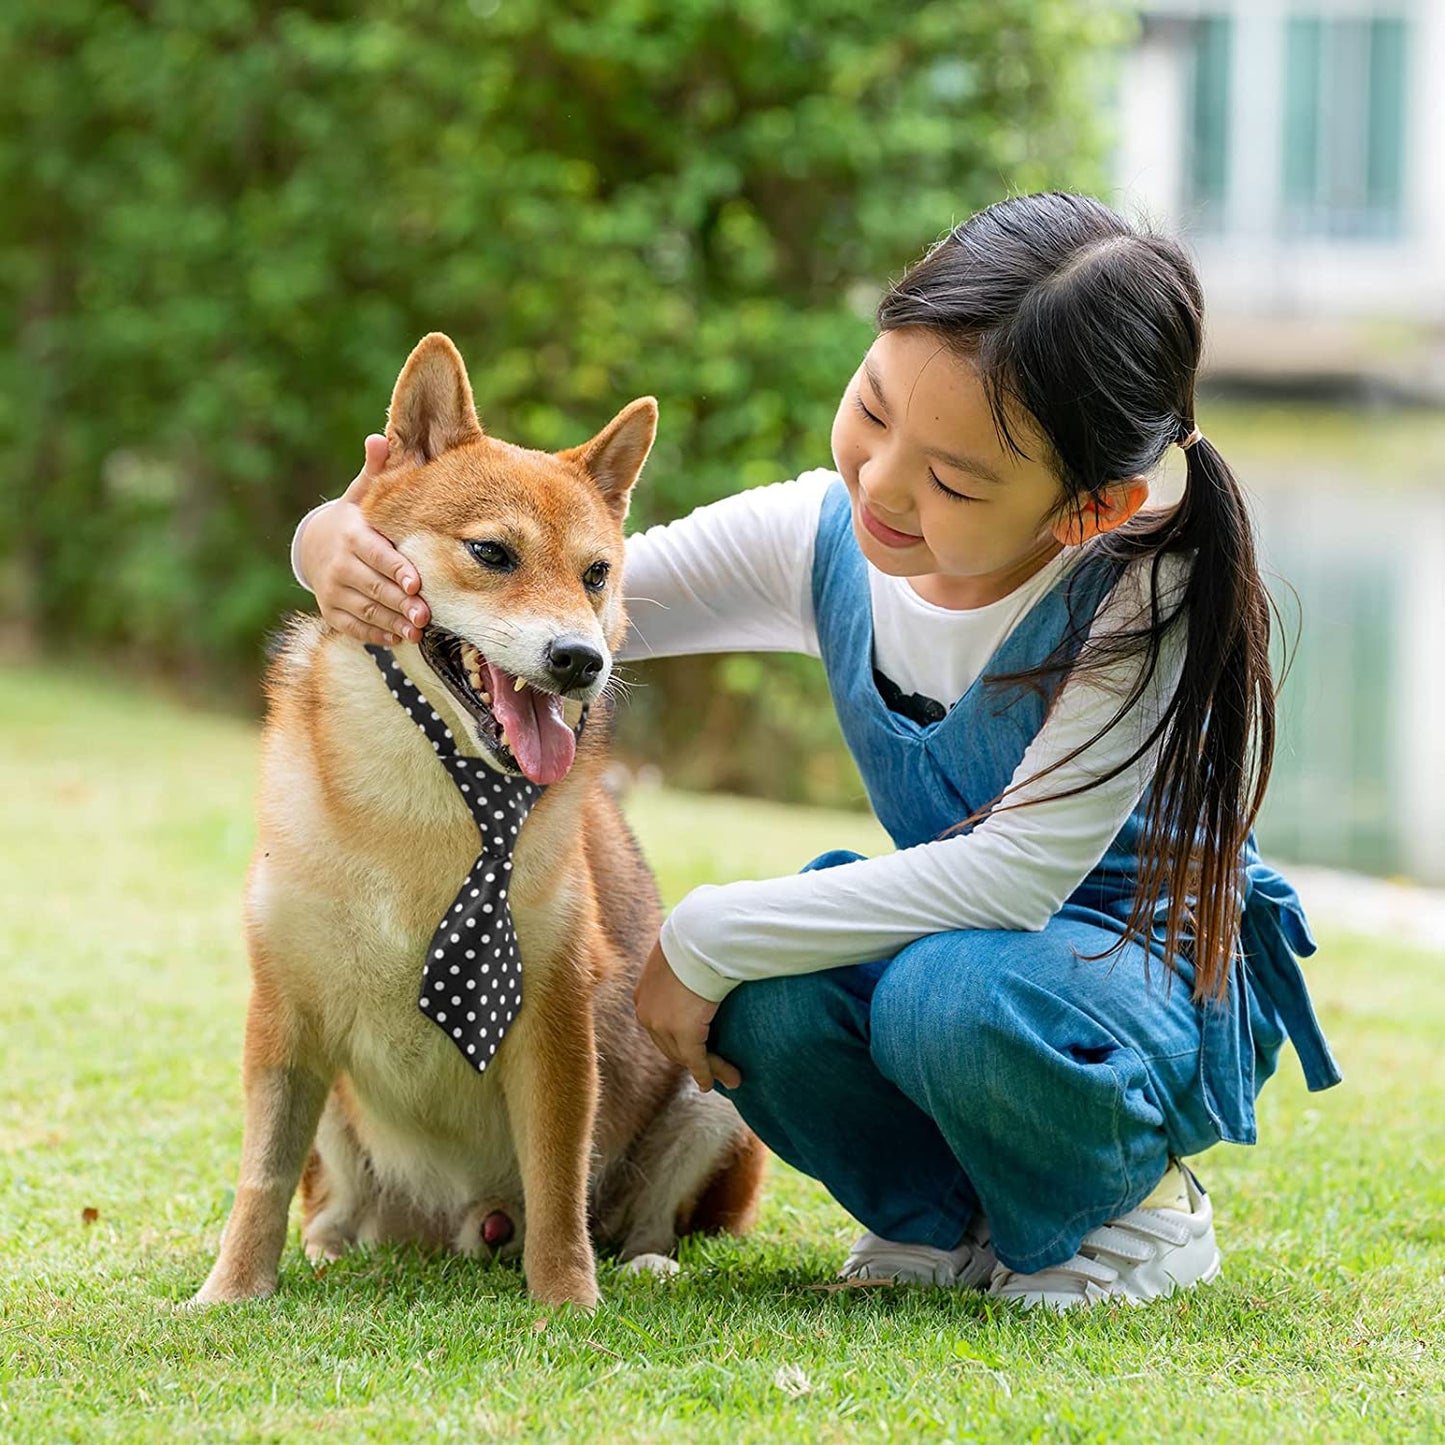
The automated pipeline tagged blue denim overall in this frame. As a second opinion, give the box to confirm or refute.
[710,477,1342,1273]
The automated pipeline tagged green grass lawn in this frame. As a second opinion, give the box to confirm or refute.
[2,661,1442,1443]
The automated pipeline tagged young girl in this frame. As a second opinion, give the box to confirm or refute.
[292,191,1340,1311]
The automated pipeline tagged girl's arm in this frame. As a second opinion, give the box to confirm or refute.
[615,470,833,661]
[658,553,1194,1001]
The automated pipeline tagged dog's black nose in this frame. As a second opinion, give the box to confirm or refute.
[545,637,604,692]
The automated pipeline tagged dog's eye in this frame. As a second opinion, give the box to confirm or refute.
[466,540,515,571]
[583,561,610,592]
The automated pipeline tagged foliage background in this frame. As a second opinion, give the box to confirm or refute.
[1,0,1129,801]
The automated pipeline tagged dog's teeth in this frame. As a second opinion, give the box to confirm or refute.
[513,676,527,693]
[480,692,491,705]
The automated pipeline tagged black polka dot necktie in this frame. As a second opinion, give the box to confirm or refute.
[365,644,570,1073]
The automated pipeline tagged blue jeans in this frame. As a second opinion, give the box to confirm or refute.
[709,850,1261,1273]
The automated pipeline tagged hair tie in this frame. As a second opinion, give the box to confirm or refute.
[1178,426,1204,451]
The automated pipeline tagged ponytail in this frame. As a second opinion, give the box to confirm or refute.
[1112,430,1276,1000]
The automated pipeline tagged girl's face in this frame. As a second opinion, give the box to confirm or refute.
[830,326,1080,607]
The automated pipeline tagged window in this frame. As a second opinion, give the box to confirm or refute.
[1282,16,1408,240]
[1184,15,1232,229]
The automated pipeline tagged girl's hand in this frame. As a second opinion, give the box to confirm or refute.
[297,434,432,646]
[633,936,742,1094]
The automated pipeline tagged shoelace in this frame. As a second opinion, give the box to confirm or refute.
[992,1205,1193,1294]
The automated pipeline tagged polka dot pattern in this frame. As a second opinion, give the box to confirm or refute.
[366,644,569,1075]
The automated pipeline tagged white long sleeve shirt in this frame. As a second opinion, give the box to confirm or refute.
[292,470,1191,1002]
[615,470,1191,1001]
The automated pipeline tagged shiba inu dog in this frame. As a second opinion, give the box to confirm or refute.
[192,334,765,1310]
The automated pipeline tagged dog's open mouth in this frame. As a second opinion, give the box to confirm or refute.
[420,626,587,787]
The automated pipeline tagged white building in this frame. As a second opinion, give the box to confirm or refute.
[1113,0,1445,394]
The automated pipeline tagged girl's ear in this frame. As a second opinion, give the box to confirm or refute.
[385,333,485,468]
[1051,475,1150,545]
[560,397,659,521]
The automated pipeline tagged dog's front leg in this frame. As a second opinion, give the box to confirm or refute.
[503,995,600,1310]
[192,1000,331,1305]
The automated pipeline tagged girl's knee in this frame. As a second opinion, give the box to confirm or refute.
[868,931,1007,1086]
[868,927,1094,1092]
[709,968,864,1074]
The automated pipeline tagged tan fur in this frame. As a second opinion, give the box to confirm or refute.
[192,334,763,1310]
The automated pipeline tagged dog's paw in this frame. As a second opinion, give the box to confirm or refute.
[302,1232,351,1265]
[302,1206,357,1265]
[526,1256,600,1311]
[530,1278,600,1310]
[622,1252,681,1279]
[185,1270,278,1308]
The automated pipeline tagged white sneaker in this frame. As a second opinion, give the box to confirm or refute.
[839,1212,996,1289]
[989,1160,1221,1311]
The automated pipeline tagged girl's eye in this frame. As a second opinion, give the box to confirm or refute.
[854,393,978,502]
[466,539,515,570]
[583,561,609,591]
[929,470,979,504]
[853,395,884,427]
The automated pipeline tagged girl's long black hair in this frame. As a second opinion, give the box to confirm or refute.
[878,191,1280,1002]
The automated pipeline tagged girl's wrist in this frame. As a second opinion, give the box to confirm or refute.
[291,499,339,593]
[659,900,735,1004]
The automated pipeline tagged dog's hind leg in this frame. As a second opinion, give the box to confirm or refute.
[299,1086,373,1263]
[192,991,331,1306]
[606,1085,759,1269]
[679,1125,767,1238]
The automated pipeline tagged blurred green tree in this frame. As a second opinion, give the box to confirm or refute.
[1,0,1130,797]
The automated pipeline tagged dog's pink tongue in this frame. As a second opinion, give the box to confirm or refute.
[484,662,576,785]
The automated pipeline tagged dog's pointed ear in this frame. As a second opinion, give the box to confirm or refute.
[561,397,658,521]
[385,333,484,467]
